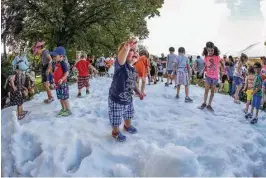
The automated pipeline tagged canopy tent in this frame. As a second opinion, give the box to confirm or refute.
[239,42,266,58]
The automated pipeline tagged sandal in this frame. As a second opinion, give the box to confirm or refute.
[18,114,26,120]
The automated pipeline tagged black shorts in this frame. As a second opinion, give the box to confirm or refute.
[99,66,105,72]
[221,74,227,83]
[158,72,163,77]
[41,64,49,83]
[196,72,203,79]
[150,67,156,76]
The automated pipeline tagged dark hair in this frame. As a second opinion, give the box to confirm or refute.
[80,55,85,59]
[206,41,214,48]
[248,66,255,74]
[178,47,185,54]
[202,46,220,56]
[254,62,262,69]
[225,62,230,66]
[169,47,175,52]
[240,53,248,63]
[139,49,149,58]
[197,56,200,59]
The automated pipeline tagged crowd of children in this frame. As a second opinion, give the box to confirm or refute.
[7,39,265,141]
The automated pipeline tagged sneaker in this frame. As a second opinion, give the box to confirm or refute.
[154,81,157,84]
[165,83,169,87]
[250,118,258,124]
[161,79,163,82]
[61,110,72,117]
[86,90,90,95]
[170,82,173,85]
[185,97,193,103]
[174,85,177,88]
[198,103,207,110]
[245,113,253,119]
[77,93,81,98]
[176,94,179,99]
[124,125,137,134]
[206,105,214,112]
[112,131,126,142]
[58,109,65,116]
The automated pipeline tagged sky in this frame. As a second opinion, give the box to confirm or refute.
[143,0,266,56]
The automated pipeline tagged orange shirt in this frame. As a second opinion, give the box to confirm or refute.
[134,56,149,77]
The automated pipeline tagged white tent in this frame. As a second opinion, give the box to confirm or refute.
[240,42,266,58]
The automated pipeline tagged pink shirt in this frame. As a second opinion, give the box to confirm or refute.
[204,55,220,79]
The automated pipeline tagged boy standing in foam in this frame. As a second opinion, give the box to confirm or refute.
[243,66,255,114]
[245,62,263,124]
[108,39,143,142]
[74,55,98,97]
[165,47,178,87]
[53,47,71,116]
[174,47,193,102]
[198,42,221,112]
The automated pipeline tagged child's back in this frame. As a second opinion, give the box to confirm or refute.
[167,53,178,71]
[75,59,89,77]
[246,74,255,89]
[176,55,189,73]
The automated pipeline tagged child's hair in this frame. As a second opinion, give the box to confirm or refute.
[225,61,229,66]
[80,55,85,59]
[240,53,248,63]
[248,66,255,74]
[169,47,175,52]
[139,49,149,58]
[178,47,185,54]
[202,41,220,56]
[229,55,234,62]
[254,62,262,69]
[197,56,200,59]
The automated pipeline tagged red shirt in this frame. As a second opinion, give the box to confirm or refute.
[75,59,90,77]
[53,61,68,85]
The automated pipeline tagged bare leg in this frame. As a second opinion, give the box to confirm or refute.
[208,84,216,106]
[234,84,242,102]
[177,85,181,95]
[17,105,22,117]
[204,83,210,104]
[60,100,65,109]
[141,78,146,94]
[245,101,251,112]
[124,119,131,127]
[185,85,189,97]
[63,100,70,110]
[136,77,140,92]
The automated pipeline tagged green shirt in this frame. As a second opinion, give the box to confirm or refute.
[253,74,262,96]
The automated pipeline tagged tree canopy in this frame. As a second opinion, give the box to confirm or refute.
[1,0,164,59]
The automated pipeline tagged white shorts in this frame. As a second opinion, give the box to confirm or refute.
[176,71,189,86]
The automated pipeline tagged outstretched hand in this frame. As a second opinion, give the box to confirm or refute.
[124,38,137,51]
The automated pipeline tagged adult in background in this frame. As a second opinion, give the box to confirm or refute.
[12,50,30,72]
[193,56,205,85]
[32,41,54,103]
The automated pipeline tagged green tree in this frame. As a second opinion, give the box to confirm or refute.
[2,0,164,57]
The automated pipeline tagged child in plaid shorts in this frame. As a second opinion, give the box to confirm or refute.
[53,46,71,116]
[74,55,98,97]
[108,39,144,142]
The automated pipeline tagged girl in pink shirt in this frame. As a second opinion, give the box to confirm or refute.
[198,42,221,112]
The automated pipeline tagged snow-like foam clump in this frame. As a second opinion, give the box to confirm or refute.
[143,144,199,177]
[112,164,133,177]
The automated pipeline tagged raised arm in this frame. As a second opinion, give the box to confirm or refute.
[117,39,137,65]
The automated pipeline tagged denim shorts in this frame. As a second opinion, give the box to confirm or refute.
[252,94,262,110]
[205,76,218,86]
[167,70,173,75]
[233,76,243,86]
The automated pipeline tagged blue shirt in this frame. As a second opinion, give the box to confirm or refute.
[176,55,189,73]
[109,60,137,105]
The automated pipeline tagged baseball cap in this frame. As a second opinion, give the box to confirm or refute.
[52,46,66,56]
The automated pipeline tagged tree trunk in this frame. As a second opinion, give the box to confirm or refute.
[3,36,7,61]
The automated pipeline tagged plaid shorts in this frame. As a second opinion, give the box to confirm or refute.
[108,98,134,127]
[56,83,69,100]
[78,76,89,89]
